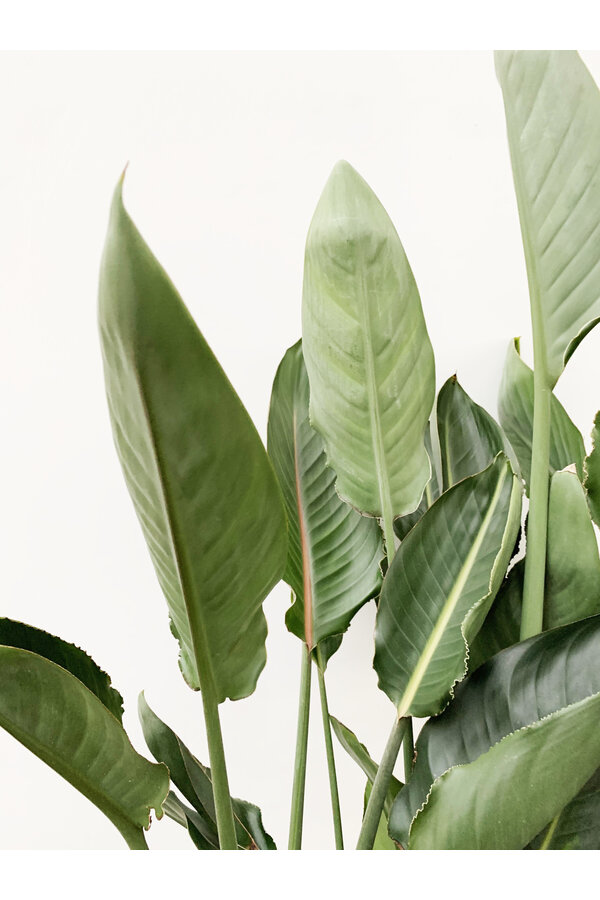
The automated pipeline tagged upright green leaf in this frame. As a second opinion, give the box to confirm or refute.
[528,768,600,850]
[374,455,521,718]
[98,179,287,702]
[470,469,600,667]
[0,618,123,721]
[496,51,600,386]
[584,411,600,526]
[390,615,600,849]
[139,694,275,849]
[267,341,382,656]
[302,160,435,530]
[498,338,585,492]
[0,648,168,849]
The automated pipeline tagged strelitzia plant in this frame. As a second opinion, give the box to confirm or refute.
[2,49,600,850]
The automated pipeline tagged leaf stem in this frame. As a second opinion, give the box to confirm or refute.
[121,825,149,850]
[200,679,238,850]
[402,716,414,778]
[315,648,344,849]
[539,813,560,850]
[288,643,312,849]
[521,367,551,639]
[356,716,407,850]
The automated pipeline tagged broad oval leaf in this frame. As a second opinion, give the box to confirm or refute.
[390,615,600,849]
[584,410,600,526]
[139,693,275,849]
[302,160,435,521]
[527,767,600,850]
[374,455,522,718]
[98,179,287,702]
[267,340,383,654]
[0,647,168,848]
[496,51,600,387]
[470,469,600,667]
[498,338,585,493]
[0,617,123,721]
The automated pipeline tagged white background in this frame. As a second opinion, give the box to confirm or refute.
[2,47,600,853]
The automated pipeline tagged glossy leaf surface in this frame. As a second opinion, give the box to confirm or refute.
[302,160,435,520]
[374,456,522,718]
[496,51,600,386]
[139,694,275,849]
[390,615,600,849]
[99,180,287,701]
[267,341,382,653]
[498,339,585,492]
[470,469,600,667]
[0,618,123,721]
[0,647,168,848]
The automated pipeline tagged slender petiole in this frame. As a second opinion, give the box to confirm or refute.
[288,643,312,849]
[315,647,344,849]
[356,715,408,850]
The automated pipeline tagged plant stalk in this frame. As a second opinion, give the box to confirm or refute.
[402,716,414,777]
[122,825,149,850]
[288,643,312,849]
[315,648,344,849]
[356,715,408,850]
[200,678,238,850]
[520,363,552,639]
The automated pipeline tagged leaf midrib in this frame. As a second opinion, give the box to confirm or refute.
[396,464,508,718]
[292,408,315,649]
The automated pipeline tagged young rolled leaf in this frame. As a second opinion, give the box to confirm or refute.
[496,51,600,387]
[302,160,435,532]
[267,340,383,657]
[0,617,123,720]
[0,648,168,849]
[470,469,600,668]
[527,768,600,850]
[374,455,522,718]
[436,375,515,491]
[139,694,275,849]
[584,411,600,526]
[498,338,585,492]
[330,716,402,818]
[390,615,600,849]
[98,178,287,702]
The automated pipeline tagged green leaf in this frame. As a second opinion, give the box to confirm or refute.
[0,618,123,721]
[584,411,600,526]
[496,51,600,387]
[139,694,275,849]
[498,339,585,494]
[301,160,435,524]
[394,424,439,541]
[364,781,400,850]
[162,792,217,850]
[470,469,600,668]
[390,615,600,849]
[0,647,168,848]
[98,178,287,702]
[330,716,402,818]
[374,455,522,718]
[437,375,515,491]
[267,340,383,656]
[528,768,600,849]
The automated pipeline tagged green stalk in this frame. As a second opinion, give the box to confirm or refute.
[200,678,238,850]
[315,647,344,849]
[356,716,408,850]
[402,716,414,778]
[121,825,149,850]
[288,643,312,849]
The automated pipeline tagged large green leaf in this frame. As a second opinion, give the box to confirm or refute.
[394,425,439,542]
[584,410,600,526]
[374,455,522,718]
[436,375,514,491]
[139,694,275,849]
[0,647,168,848]
[390,615,600,849]
[496,51,600,387]
[527,768,600,850]
[0,618,123,721]
[302,160,435,523]
[469,468,600,667]
[98,178,287,702]
[497,338,585,492]
[267,340,382,656]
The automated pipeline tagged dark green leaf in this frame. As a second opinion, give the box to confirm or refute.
[98,178,287,701]
[528,768,600,849]
[330,716,402,818]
